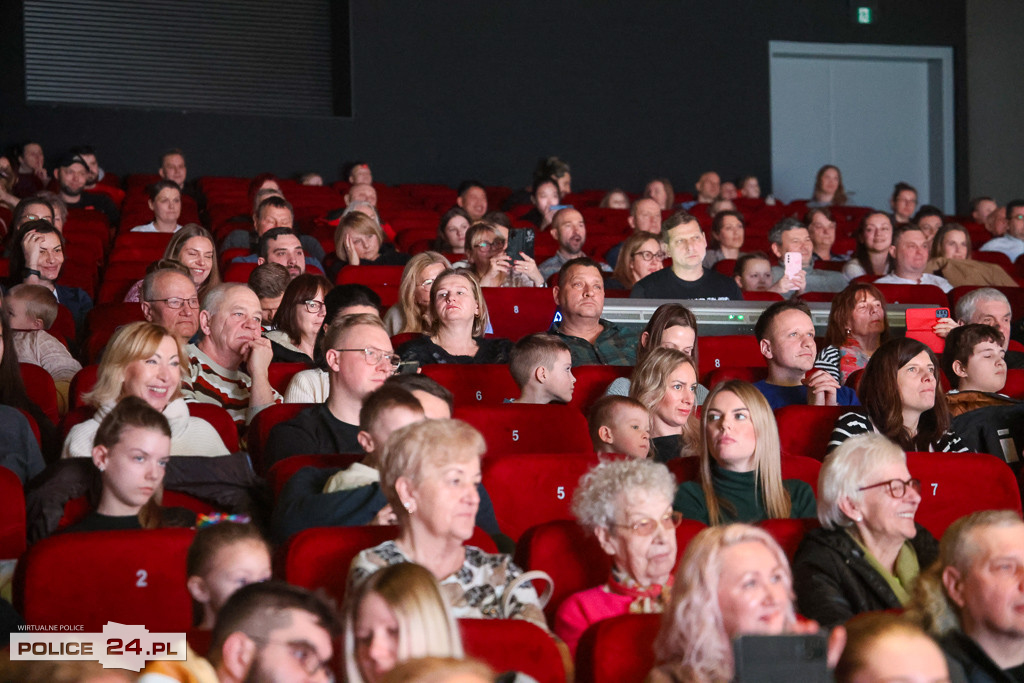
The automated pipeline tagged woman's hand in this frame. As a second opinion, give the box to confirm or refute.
[789,620,847,669]
[512,252,545,286]
[342,233,360,266]
[479,253,511,287]
[21,229,48,282]
[370,504,398,526]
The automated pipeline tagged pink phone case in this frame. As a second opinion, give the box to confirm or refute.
[784,252,802,277]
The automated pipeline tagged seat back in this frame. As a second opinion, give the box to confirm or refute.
[420,364,519,406]
[267,362,311,394]
[696,335,766,384]
[759,518,821,562]
[908,451,1022,537]
[247,403,313,474]
[267,454,363,499]
[15,528,195,632]
[481,287,558,341]
[873,284,949,306]
[460,619,567,683]
[336,265,407,287]
[454,404,591,456]
[568,365,633,413]
[19,363,59,425]
[0,466,26,560]
[775,405,846,462]
[186,403,240,453]
[575,613,662,683]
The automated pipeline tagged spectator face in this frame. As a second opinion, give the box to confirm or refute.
[630,237,665,283]
[14,200,53,231]
[259,296,282,325]
[178,236,215,287]
[939,229,969,260]
[630,199,663,234]
[820,167,840,195]
[890,229,930,277]
[735,258,773,292]
[468,229,504,272]
[349,165,373,185]
[863,214,894,253]
[405,451,482,543]
[918,215,943,240]
[551,209,586,256]
[256,206,294,236]
[160,153,187,187]
[970,299,1013,351]
[555,265,605,323]
[329,324,395,399]
[715,214,744,251]
[433,274,479,328]
[32,231,65,281]
[4,296,39,330]
[347,183,377,207]
[655,325,696,357]
[263,234,306,279]
[664,221,707,270]
[122,334,181,412]
[605,191,630,209]
[972,199,997,224]
[808,213,836,254]
[242,609,334,682]
[190,540,271,620]
[414,262,447,311]
[546,349,576,403]
[854,460,922,546]
[364,406,424,455]
[741,177,760,199]
[848,293,885,340]
[719,182,738,201]
[957,340,1007,393]
[19,143,44,171]
[774,227,812,265]
[696,172,720,202]
[557,172,572,196]
[596,489,677,586]
[652,361,697,432]
[78,153,100,185]
[343,227,381,261]
[986,207,1008,237]
[150,186,182,225]
[443,214,470,251]
[717,541,791,637]
[897,350,937,415]
[1008,207,1024,240]
[201,287,263,360]
[458,187,488,222]
[946,524,1024,645]
[296,288,328,341]
[143,272,199,343]
[603,404,651,459]
[57,162,88,197]
[892,189,918,223]
[354,590,399,682]
[93,426,170,514]
[644,181,669,210]
[533,181,560,215]
[761,309,816,373]
[705,390,756,472]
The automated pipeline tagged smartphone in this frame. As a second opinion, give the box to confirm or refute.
[397,360,420,375]
[733,634,829,682]
[905,307,950,354]
[549,204,572,213]
[506,228,535,262]
[784,251,802,277]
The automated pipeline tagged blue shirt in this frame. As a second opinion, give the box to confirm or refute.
[754,379,859,411]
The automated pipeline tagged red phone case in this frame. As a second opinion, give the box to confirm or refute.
[905,307,949,354]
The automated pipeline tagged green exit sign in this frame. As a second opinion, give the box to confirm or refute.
[857,6,873,24]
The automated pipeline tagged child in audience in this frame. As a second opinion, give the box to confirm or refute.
[732,251,773,292]
[4,283,82,411]
[587,395,651,459]
[941,323,1013,416]
[185,520,272,629]
[508,333,575,404]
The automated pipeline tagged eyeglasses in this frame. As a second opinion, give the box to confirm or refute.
[473,238,506,251]
[146,297,199,310]
[611,511,683,536]
[334,347,401,370]
[1013,214,1024,220]
[858,478,921,499]
[633,250,666,262]
[301,299,326,314]
[247,636,334,681]
[417,278,436,290]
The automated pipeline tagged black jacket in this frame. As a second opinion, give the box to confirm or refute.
[940,629,1022,683]
[792,524,938,627]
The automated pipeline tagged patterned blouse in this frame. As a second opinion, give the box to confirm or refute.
[348,540,548,631]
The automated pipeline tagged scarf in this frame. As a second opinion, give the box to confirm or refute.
[606,565,673,614]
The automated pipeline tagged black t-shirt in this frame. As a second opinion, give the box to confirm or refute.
[66,192,120,226]
[263,403,364,466]
[397,335,513,365]
[62,507,196,534]
[650,435,683,463]
[630,267,742,300]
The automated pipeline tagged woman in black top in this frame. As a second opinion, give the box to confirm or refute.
[266,273,333,364]
[397,270,512,365]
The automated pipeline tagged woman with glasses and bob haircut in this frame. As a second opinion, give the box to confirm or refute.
[382,252,453,335]
[265,273,333,364]
[456,222,542,288]
[608,230,665,291]
[792,433,938,628]
[555,458,680,655]
[673,380,816,525]
[62,321,229,459]
[396,269,512,365]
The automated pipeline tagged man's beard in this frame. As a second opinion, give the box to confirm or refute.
[60,183,81,198]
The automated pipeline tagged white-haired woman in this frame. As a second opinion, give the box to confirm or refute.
[792,433,938,628]
[555,458,681,655]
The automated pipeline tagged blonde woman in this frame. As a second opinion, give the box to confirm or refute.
[124,223,220,302]
[382,252,452,335]
[673,380,815,525]
[62,321,230,458]
[629,347,700,463]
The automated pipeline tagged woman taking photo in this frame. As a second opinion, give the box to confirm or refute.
[396,270,512,365]
[556,458,680,655]
[606,231,665,291]
[348,419,547,631]
[63,321,230,459]
[266,273,333,364]
[432,207,471,255]
[458,222,543,288]
[828,337,968,453]
[843,212,895,279]
[629,348,700,463]
[131,180,183,233]
[793,433,937,628]
[382,252,452,335]
[674,380,816,525]
[814,282,890,384]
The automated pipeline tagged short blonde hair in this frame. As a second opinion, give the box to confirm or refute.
[335,211,385,250]
[84,321,187,408]
[817,433,906,530]
[378,419,486,522]
[7,283,58,328]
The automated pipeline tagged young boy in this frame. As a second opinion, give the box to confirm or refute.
[733,251,773,292]
[587,395,651,459]
[941,323,1012,416]
[4,284,82,412]
[508,333,575,404]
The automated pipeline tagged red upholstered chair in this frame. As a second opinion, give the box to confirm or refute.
[246,402,313,475]
[759,517,821,562]
[0,467,26,560]
[267,362,310,395]
[481,287,559,341]
[454,404,591,456]
[703,365,768,387]
[568,365,633,413]
[283,525,496,606]
[696,335,766,384]
[481,452,601,541]
[460,619,567,683]
[19,363,58,425]
[267,453,363,499]
[420,364,520,407]
[222,261,258,283]
[873,284,948,306]
[69,364,100,410]
[84,302,145,363]
[187,403,240,453]
[14,528,196,632]
[775,405,846,462]
[742,290,785,302]
[1002,368,1024,399]
[908,451,1022,538]
[336,265,407,288]
[575,613,662,683]
[50,304,77,348]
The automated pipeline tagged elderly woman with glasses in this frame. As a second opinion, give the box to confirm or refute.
[607,231,665,291]
[265,273,333,364]
[792,433,938,628]
[555,458,681,655]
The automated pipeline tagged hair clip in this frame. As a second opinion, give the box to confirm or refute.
[196,513,252,528]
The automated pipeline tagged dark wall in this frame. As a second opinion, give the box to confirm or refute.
[1,1,967,202]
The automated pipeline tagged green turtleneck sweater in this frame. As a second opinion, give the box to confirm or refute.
[673,462,817,525]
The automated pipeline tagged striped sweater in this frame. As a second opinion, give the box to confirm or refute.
[182,343,281,426]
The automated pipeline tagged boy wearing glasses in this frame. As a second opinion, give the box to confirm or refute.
[979,198,1024,262]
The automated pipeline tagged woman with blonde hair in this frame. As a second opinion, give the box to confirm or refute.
[124,223,220,303]
[62,321,229,458]
[629,347,700,463]
[607,230,665,291]
[331,211,409,279]
[345,562,463,683]
[382,252,453,335]
[674,380,815,525]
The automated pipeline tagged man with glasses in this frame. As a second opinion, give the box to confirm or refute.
[980,198,1024,262]
[141,266,200,344]
[265,313,397,465]
[539,207,611,281]
[182,283,281,427]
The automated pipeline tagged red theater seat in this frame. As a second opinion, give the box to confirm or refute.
[759,517,821,562]
[15,528,196,632]
[267,362,310,394]
[187,402,240,453]
[575,613,661,683]
[336,265,406,288]
[873,284,948,306]
[0,467,26,560]
[420,364,520,406]
[481,287,558,341]
[460,619,567,683]
[267,453,363,499]
[454,404,591,456]
[69,365,99,410]
[568,365,633,413]
[775,405,846,462]
[697,335,766,384]
[1002,368,1024,399]
[247,403,313,475]
[19,363,58,425]
[704,365,768,386]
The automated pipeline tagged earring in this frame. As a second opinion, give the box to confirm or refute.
[97,465,105,472]
[403,500,415,513]
[854,515,863,522]
[845,328,851,336]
